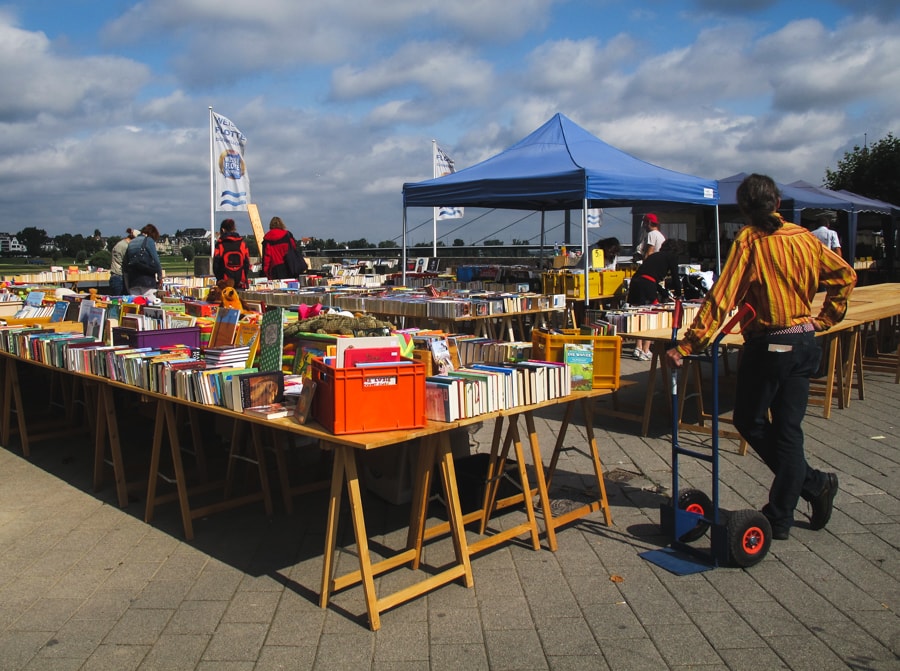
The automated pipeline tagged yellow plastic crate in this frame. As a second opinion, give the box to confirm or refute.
[531,329,622,389]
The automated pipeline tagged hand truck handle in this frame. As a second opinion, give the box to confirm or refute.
[714,303,756,346]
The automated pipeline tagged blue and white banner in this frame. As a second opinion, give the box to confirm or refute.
[434,143,464,220]
[213,112,251,211]
[586,208,603,228]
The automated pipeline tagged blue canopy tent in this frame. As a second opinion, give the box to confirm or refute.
[718,173,854,216]
[787,180,898,264]
[402,113,719,294]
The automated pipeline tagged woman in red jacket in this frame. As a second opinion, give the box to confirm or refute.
[261,216,298,279]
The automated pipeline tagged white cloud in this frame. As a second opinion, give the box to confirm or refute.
[0,19,148,121]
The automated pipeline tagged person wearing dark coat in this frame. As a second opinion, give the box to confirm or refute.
[261,216,298,280]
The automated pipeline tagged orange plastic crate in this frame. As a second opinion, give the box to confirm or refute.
[311,359,426,434]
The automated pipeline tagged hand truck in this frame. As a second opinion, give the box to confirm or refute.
[659,301,772,568]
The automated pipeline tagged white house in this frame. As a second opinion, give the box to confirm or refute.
[0,233,27,254]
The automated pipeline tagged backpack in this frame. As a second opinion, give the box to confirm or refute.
[223,246,244,273]
[126,237,157,276]
[284,246,308,276]
[220,240,244,284]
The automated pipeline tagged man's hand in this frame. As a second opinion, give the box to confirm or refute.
[666,347,683,368]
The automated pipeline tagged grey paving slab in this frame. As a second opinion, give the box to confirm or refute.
[1,353,899,669]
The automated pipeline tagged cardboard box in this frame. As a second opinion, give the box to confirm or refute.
[311,359,426,434]
[531,329,622,389]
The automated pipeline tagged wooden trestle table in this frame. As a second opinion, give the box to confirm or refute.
[0,350,614,630]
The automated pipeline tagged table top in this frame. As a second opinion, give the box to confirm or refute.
[0,348,612,452]
[622,283,900,343]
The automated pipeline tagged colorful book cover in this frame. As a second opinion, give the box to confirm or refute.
[208,307,241,349]
[233,321,261,368]
[564,343,593,392]
[256,308,284,372]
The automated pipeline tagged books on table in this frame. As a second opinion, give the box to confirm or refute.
[244,402,290,420]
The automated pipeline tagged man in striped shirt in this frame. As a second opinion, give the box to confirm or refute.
[666,173,857,540]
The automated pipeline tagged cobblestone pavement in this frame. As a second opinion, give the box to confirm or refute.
[1,352,898,670]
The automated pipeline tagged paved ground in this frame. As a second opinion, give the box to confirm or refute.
[1,350,899,670]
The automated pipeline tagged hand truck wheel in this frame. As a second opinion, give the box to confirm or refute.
[726,509,772,568]
[676,489,712,543]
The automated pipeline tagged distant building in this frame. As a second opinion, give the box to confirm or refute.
[0,233,27,254]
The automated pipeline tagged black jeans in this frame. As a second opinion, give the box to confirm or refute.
[733,331,827,530]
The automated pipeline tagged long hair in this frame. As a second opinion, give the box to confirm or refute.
[140,223,160,241]
[736,173,783,233]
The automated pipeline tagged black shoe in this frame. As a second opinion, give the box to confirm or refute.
[761,505,790,540]
[771,527,790,541]
[808,473,839,530]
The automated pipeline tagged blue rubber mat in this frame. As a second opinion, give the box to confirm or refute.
[639,547,714,575]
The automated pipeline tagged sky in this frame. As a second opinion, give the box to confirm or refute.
[2,0,899,248]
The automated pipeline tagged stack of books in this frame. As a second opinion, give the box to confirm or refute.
[203,344,251,369]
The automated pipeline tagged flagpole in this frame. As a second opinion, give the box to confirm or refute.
[208,107,216,257]
[431,139,438,257]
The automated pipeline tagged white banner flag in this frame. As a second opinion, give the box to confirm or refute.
[213,112,251,211]
[434,143,463,220]
[586,208,603,228]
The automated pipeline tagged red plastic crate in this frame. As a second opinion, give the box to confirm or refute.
[311,359,426,434]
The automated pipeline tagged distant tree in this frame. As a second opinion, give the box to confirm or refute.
[453,239,465,246]
[192,240,211,256]
[412,241,431,247]
[243,236,260,256]
[65,235,85,258]
[484,239,504,245]
[75,250,88,263]
[50,249,62,262]
[824,133,900,205]
[323,238,338,250]
[181,245,195,261]
[83,235,104,255]
[345,238,376,249]
[89,249,112,268]
[512,238,530,245]
[93,228,102,238]
[378,240,399,248]
[16,227,48,256]
[107,236,122,252]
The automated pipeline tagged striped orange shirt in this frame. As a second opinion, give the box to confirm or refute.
[677,215,857,356]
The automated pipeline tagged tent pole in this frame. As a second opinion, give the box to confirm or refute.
[714,205,722,276]
[582,199,589,308]
[539,211,546,268]
[402,207,408,287]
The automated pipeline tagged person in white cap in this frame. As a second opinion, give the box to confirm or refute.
[109,227,135,295]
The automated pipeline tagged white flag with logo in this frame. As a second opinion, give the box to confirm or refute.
[586,208,603,228]
[213,112,251,211]
[434,144,464,220]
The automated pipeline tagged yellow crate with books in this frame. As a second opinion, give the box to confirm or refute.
[561,271,602,300]
[531,328,622,389]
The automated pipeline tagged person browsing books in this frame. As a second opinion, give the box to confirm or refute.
[627,239,681,360]
[123,224,163,295]
[594,237,621,270]
[262,216,300,280]
[665,173,857,540]
[213,218,252,289]
[109,227,135,295]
